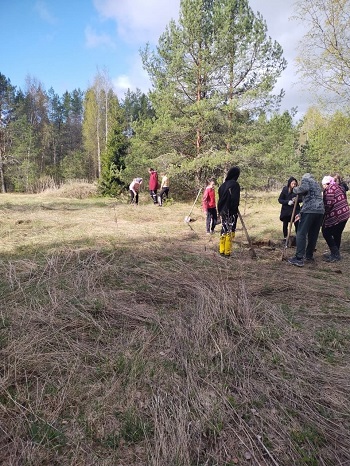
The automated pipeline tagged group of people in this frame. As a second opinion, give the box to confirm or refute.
[129,168,170,207]
[202,166,349,262]
[130,165,349,264]
[278,173,349,266]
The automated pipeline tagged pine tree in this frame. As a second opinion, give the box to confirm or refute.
[0,73,17,192]
[141,0,286,158]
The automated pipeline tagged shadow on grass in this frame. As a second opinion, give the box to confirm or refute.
[1,224,350,466]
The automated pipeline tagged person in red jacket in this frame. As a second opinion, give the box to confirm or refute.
[148,168,159,204]
[202,178,217,234]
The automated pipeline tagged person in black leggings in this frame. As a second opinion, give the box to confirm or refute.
[278,177,301,239]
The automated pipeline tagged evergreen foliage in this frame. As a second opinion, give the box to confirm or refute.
[1,0,350,195]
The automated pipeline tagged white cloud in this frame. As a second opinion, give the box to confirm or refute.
[112,54,151,98]
[93,0,180,43]
[85,26,116,49]
[34,0,56,24]
[113,75,132,94]
[249,0,310,115]
[97,0,310,115]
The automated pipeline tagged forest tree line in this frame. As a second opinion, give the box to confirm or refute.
[1,0,350,198]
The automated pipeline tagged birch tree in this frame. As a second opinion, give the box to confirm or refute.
[83,70,114,179]
[294,0,350,107]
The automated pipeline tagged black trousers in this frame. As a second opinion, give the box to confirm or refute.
[282,217,299,238]
[149,190,157,204]
[322,220,347,250]
[206,208,217,232]
[158,187,169,205]
[130,190,139,204]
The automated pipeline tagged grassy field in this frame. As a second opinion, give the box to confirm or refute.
[1,186,350,465]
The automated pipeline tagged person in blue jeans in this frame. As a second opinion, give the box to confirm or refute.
[288,173,325,267]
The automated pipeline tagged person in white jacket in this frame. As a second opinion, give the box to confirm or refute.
[129,177,143,205]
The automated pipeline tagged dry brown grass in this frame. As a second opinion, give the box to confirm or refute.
[0,189,350,465]
[41,180,99,199]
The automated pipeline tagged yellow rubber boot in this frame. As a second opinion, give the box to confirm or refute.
[219,234,226,255]
[224,233,232,256]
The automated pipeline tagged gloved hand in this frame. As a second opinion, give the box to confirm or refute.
[288,200,293,205]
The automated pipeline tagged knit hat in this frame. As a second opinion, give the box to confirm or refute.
[322,175,334,185]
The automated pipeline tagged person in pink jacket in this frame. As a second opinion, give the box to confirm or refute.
[202,178,217,234]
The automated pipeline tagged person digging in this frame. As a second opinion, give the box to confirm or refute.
[217,166,241,258]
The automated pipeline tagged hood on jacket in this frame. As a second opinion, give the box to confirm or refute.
[225,166,240,181]
[287,176,297,188]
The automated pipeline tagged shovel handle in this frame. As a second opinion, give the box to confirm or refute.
[284,194,299,249]
[238,209,257,258]
[187,188,202,218]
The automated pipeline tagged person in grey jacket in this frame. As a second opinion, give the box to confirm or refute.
[288,173,325,267]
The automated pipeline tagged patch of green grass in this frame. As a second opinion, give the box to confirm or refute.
[43,383,60,396]
[116,408,152,444]
[28,419,66,450]
[291,424,325,448]
[271,353,282,366]
[251,395,267,409]
[291,425,324,465]
[316,326,349,363]
[0,386,17,406]
[86,298,104,317]
[226,395,238,408]
[0,311,11,330]
[316,326,348,351]
[261,435,273,449]
[102,433,120,450]
[113,354,132,375]
[298,454,318,466]
[280,304,302,328]
[255,325,281,347]
[94,354,148,386]
[204,407,225,440]
[0,313,10,349]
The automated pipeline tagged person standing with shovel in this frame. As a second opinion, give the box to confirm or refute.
[217,166,241,258]
[288,173,325,267]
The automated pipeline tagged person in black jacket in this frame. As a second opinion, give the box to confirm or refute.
[278,177,301,239]
[218,166,241,257]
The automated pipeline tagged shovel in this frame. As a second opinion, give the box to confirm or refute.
[237,209,257,259]
[281,195,298,261]
[184,188,202,223]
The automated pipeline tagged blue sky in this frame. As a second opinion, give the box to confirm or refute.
[1,0,308,114]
